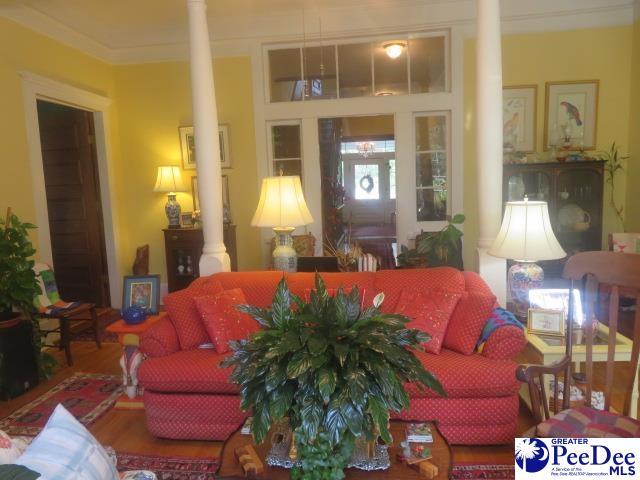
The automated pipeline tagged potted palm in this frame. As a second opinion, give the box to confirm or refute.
[222,274,445,479]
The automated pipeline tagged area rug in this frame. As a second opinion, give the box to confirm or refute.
[115,452,218,480]
[452,463,515,479]
[74,327,119,343]
[0,372,122,436]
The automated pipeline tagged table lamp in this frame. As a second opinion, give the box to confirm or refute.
[251,175,313,272]
[153,166,187,229]
[489,197,566,318]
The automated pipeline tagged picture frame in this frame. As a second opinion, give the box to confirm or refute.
[544,80,599,151]
[503,85,537,153]
[179,125,232,170]
[122,274,160,314]
[180,212,194,228]
[527,308,566,337]
[191,175,229,212]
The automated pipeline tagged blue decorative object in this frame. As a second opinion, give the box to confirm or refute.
[165,193,181,229]
[121,305,148,325]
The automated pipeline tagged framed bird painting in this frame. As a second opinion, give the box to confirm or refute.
[544,80,599,151]
[503,85,537,153]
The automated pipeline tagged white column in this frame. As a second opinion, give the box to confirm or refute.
[476,0,506,305]
[186,0,230,274]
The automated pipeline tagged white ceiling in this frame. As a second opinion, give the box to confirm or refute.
[0,0,634,64]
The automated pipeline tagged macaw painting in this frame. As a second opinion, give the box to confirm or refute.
[556,92,587,139]
[546,81,598,150]
[503,99,524,145]
[503,86,536,152]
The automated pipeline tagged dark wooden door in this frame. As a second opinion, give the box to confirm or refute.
[37,100,110,307]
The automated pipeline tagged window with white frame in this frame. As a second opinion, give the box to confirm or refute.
[267,121,303,180]
[266,32,448,103]
[415,113,450,221]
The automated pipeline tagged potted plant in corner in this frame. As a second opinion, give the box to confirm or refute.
[0,208,55,394]
[222,274,445,479]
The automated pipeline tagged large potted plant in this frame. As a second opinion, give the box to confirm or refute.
[0,208,55,386]
[222,274,445,479]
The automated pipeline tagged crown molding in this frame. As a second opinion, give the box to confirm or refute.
[0,0,634,65]
[0,4,116,63]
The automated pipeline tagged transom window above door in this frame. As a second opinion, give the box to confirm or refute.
[265,31,449,103]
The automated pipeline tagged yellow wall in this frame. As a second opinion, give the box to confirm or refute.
[0,17,121,260]
[463,26,633,270]
[113,57,262,277]
[627,18,640,232]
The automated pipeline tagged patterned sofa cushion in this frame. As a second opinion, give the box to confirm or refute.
[405,349,520,399]
[138,349,238,394]
[442,291,496,355]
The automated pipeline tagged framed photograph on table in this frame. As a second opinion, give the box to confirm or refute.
[527,308,565,337]
[544,80,599,150]
[503,85,537,152]
[122,274,160,314]
[191,175,230,212]
[179,125,231,170]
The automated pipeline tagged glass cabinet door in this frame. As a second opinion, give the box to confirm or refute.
[556,169,601,254]
[506,171,551,202]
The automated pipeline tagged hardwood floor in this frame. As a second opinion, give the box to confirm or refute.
[1,341,527,465]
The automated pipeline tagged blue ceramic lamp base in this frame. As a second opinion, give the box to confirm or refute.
[165,193,182,229]
[508,261,544,319]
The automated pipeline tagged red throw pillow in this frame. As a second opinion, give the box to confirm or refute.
[194,289,260,354]
[394,289,462,354]
[164,280,224,350]
[443,291,497,355]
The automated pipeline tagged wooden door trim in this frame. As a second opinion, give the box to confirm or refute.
[20,71,123,307]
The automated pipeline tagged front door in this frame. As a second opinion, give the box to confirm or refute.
[37,100,110,307]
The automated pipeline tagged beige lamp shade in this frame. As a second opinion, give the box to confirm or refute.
[489,199,566,262]
[251,176,313,228]
[153,166,187,193]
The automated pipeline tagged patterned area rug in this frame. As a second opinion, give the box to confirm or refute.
[115,453,218,480]
[73,327,119,343]
[0,372,122,436]
[452,463,515,479]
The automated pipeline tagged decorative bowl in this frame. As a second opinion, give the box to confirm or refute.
[121,305,148,325]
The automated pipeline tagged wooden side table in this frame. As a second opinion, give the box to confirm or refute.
[217,420,451,479]
[106,315,164,410]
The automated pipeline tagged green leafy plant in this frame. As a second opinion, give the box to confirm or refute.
[0,208,40,318]
[597,142,630,230]
[0,464,41,479]
[222,274,445,480]
[397,214,465,269]
[0,208,55,381]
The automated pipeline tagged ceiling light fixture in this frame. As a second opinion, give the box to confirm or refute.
[384,42,405,59]
[376,91,394,97]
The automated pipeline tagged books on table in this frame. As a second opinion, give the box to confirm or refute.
[406,423,433,443]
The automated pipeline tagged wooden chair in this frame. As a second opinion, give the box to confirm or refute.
[517,251,640,437]
[33,263,101,366]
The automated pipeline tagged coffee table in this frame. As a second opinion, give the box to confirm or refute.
[217,420,452,479]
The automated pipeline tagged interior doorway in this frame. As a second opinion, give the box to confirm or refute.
[318,115,397,269]
[36,100,111,307]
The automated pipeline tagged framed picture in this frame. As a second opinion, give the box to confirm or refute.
[527,308,566,337]
[528,288,585,326]
[503,85,537,153]
[544,80,599,150]
[179,125,231,170]
[122,274,160,314]
[179,126,196,170]
[191,175,229,212]
[180,212,193,228]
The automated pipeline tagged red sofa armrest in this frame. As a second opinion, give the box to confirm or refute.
[480,325,526,360]
[140,315,180,357]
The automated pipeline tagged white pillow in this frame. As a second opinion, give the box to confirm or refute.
[15,404,118,480]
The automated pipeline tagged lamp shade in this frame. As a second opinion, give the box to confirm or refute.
[251,176,313,228]
[489,199,566,262]
[153,166,187,193]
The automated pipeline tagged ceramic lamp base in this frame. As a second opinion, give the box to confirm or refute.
[272,227,297,272]
[508,261,544,318]
[165,193,181,229]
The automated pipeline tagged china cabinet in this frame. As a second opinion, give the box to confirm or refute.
[503,160,605,277]
[163,226,237,292]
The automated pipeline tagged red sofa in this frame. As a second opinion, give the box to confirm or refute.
[138,268,525,445]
